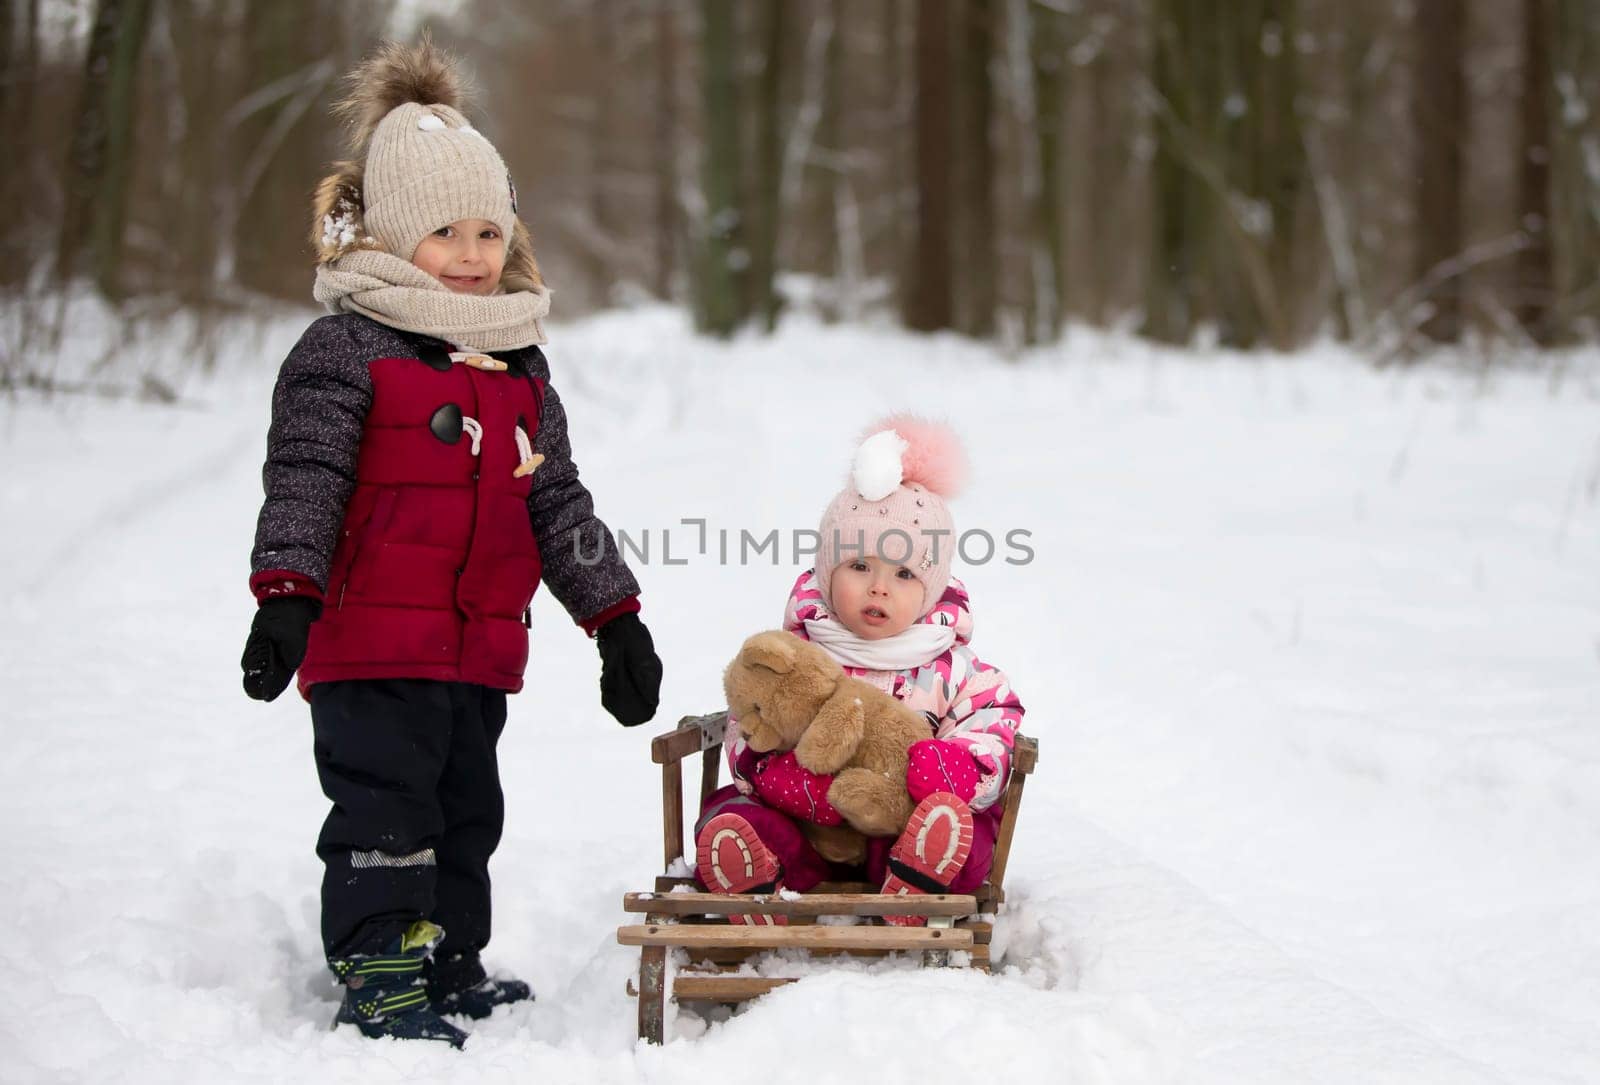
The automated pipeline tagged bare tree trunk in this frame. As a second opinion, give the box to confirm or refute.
[957,0,996,337]
[18,0,41,139]
[694,0,745,336]
[1552,0,1600,337]
[0,0,13,121]
[1517,0,1554,343]
[231,0,333,300]
[1031,0,1066,339]
[1139,1,1306,350]
[165,0,233,307]
[1143,0,1205,344]
[0,0,39,289]
[829,0,866,322]
[1078,0,1136,328]
[905,0,954,332]
[56,0,155,298]
[1240,0,1305,349]
[817,0,846,314]
[749,0,791,330]
[1306,0,1378,343]
[881,0,907,308]
[1413,0,1466,343]
[653,0,680,300]
[588,0,618,307]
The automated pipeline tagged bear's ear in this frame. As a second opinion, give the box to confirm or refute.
[741,631,796,675]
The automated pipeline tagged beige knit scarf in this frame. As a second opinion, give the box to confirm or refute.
[314,248,550,352]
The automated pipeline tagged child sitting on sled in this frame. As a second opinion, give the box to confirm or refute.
[694,417,1025,922]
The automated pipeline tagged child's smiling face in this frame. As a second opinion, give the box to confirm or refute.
[828,556,925,640]
[410,218,506,295]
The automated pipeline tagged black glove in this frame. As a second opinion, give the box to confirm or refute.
[241,596,322,702]
[596,611,663,727]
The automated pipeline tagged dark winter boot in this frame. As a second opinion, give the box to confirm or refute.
[426,950,535,1020]
[330,920,468,1048]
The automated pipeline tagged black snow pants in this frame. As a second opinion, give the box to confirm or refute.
[309,678,507,962]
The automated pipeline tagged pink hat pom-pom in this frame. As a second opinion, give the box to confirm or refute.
[863,414,967,498]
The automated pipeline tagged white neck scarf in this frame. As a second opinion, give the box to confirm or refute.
[802,617,956,672]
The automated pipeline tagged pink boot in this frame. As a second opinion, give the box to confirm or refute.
[694,812,788,926]
[880,792,974,927]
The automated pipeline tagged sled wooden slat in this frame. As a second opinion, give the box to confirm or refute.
[660,761,683,872]
[623,891,978,917]
[651,712,727,764]
[671,975,797,1002]
[625,712,1036,1042]
[685,946,895,964]
[653,876,897,895]
[1014,740,1037,774]
[619,923,973,951]
[650,877,998,907]
[985,762,1028,893]
[679,940,992,970]
[957,920,992,944]
[637,944,666,1044]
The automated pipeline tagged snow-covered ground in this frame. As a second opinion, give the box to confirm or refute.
[2,304,1597,1083]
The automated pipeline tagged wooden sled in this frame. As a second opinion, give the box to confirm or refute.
[618,711,1038,1043]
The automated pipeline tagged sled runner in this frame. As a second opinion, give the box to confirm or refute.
[618,712,1038,1043]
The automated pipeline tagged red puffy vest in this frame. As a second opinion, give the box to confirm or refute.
[298,349,545,696]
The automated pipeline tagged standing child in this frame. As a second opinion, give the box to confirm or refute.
[695,418,1025,922]
[239,39,662,1047]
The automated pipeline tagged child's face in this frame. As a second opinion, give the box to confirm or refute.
[828,556,925,641]
[410,218,506,295]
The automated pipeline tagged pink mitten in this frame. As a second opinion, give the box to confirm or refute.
[753,752,844,826]
[905,739,982,804]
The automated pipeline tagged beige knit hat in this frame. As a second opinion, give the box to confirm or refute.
[323,37,520,263]
[363,101,517,261]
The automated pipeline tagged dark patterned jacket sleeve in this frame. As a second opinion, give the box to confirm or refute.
[525,351,641,626]
[249,317,372,593]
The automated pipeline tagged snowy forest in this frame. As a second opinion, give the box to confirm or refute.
[2,3,1598,1084]
[7,0,1600,362]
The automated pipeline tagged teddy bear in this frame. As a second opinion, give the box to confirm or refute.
[723,630,932,865]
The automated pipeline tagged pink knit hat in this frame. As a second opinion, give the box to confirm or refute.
[815,415,968,617]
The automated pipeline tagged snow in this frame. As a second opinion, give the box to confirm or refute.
[322,207,359,251]
[2,302,1598,1083]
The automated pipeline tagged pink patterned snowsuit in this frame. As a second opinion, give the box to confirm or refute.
[696,569,1026,892]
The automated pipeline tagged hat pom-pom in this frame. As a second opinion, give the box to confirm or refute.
[851,429,909,501]
[862,414,966,499]
[332,33,471,157]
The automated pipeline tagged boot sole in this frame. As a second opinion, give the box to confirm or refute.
[881,792,974,927]
[695,812,787,926]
